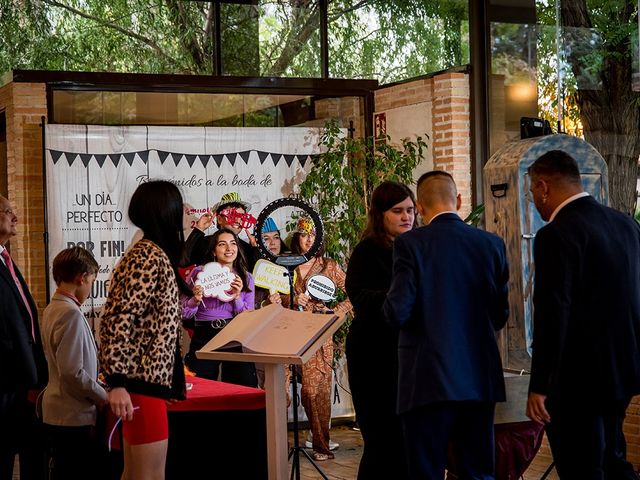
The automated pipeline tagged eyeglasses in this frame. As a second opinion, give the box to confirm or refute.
[0,208,15,217]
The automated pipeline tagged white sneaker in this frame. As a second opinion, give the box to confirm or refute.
[305,432,339,451]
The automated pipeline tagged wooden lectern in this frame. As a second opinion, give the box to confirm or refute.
[196,306,346,480]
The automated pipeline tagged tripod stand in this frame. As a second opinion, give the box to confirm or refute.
[282,262,329,480]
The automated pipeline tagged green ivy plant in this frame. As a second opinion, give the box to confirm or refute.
[297,119,428,360]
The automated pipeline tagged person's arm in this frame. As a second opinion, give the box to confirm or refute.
[233,273,255,313]
[329,260,352,315]
[184,229,209,266]
[529,226,572,395]
[99,246,162,390]
[54,309,107,405]
[383,234,417,328]
[182,268,202,319]
[492,238,510,331]
[345,242,388,315]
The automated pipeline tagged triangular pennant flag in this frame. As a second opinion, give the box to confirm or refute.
[283,154,296,167]
[171,153,183,166]
[94,154,107,168]
[109,154,121,167]
[272,154,283,167]
[185,154,197,167]
[198,155,211,168]
[80,154,93,167]
[66,153,79,167]
[137,150,150,164]
[257,151,270,164]
[227,153,237,166]
[158,151,170,164]
[213,154,224,167]
[123,152,136,166]
[49,150,64,164]
[238,150,251,164]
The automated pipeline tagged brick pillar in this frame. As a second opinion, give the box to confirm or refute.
[0,82,47,313]
[431,72,472,217]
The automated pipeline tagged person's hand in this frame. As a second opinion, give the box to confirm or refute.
[195,210,214,231]
[295,293,310,308]
[192,285,204,304]
[268,293,282,305]
[229,275,243,299]
[108,387,134,421]
[526,392,551,424]
[246,230,257,247]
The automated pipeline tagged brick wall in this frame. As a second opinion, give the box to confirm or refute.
[374,71,472,218]
[0,82,47,313]
[314,97,363,138]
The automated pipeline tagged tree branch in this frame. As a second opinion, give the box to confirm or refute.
[42,0,179,67]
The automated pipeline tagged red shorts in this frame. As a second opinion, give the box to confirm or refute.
[122,393,169,445]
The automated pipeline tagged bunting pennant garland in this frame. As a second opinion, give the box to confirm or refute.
[46,148,316,168]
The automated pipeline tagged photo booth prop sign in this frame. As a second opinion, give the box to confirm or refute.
[305,274,336,302]
[195,262,237,302]
[45,124,329,320]
[252,259,295,294]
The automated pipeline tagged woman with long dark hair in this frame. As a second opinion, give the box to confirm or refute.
[345,180,416,479]
[183,227,257,387]
[99,180,189,480]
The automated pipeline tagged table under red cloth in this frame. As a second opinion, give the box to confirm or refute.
[103,376,268,479]
[448,420,545,480]
[170,375,265,412]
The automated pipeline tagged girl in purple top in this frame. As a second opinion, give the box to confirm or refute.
[183,228,257,387]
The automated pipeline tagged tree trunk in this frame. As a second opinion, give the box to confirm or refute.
[561,0,640,214]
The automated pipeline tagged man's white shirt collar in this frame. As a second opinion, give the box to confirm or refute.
[549,192,590,222]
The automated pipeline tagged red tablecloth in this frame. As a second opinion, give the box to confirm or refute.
[170,376,265,411]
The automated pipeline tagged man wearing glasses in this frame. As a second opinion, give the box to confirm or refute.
[0,196,48,479]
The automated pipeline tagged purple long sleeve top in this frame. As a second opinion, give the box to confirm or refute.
[182,266,255,321]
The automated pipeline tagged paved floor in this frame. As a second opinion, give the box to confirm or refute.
[13,424,561,479]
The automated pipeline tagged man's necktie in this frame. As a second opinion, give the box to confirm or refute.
[1,249,35,340]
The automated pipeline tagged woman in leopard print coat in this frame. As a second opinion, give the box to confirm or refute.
[99,180,189,480]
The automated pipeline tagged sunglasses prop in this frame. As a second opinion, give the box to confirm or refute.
[220,208,257,229]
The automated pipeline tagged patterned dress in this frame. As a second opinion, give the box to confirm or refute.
[283,256,352,456]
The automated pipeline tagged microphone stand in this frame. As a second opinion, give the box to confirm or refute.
[283,262,329,480]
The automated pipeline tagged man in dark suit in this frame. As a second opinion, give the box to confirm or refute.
[384,171,509,479]
[525,150,640,479]
[0,195,48,480]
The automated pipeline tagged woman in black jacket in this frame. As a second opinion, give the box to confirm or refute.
[345,180,416,480]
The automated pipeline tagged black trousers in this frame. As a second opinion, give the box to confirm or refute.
[0,390,48,480]
[185,322,257,387]
[45,424,107,480]
[545,397,639,480]
[401,401,496,480]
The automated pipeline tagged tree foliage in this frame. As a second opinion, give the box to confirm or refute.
[0,0,469,82]
[297,120,427,265]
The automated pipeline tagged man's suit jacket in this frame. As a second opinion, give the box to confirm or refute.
[530,196,640,403]
[384,213,509,414]
[0,253,47,392]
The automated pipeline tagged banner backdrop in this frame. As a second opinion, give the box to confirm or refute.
[45,124,354,421]
[45,124,325,316]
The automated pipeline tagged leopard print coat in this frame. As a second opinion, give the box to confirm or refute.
[99,239,184,399]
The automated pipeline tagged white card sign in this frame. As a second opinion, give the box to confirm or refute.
[305,274,336,302]
[195,262,236,302]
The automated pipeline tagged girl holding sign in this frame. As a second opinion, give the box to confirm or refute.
[345,181,416,480]
[182,228,257,387]
[283,217,353,462]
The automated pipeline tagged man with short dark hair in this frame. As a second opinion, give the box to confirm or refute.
[526,150,640,479]
[0,195,48,480]
[384,171,509,479]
